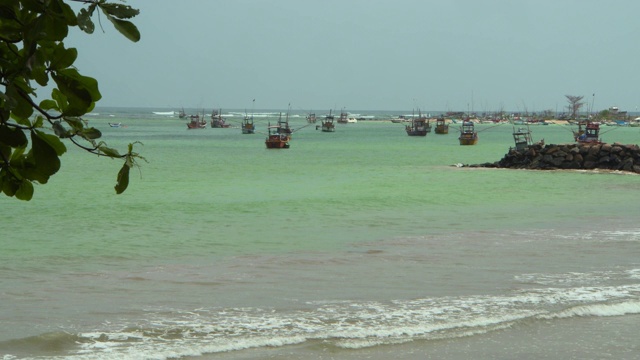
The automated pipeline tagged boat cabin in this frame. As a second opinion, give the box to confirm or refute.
[434,117,449,134]
[577,122,601,144]
[512,127,533,151]
[318,110,336,132]
[405,117,431,136]
[458,121,478,145]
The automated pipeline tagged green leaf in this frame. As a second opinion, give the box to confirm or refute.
[1,173,18,197]
[30,130,63,182]
[98,144,122,158]
[33,129,66,156]
[29,1,71,42]
[104,14,140,42]
[39,99,59,112]
[80,127,102,140]
[0,4,19,21]
[0,124,28,148]
[15,179,34,200]
[21,130,60,184]
[0,143,11,160]
[0,170,5,196]
[32,115,44,128]
[0,5,22,42]
[55,0,78,26]
[50,45,77,70]
[5,84,35,119]
[114,162,130,194]
[51,68,101,116]
[51,87,68,113]
[63,116,86,132]
[77,5,96,34]
[32,64,49,86]
[99,3,140,19]
[9,143,25,161]
[52,121,71,138]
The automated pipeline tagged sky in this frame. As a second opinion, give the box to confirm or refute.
[65,0,640,113]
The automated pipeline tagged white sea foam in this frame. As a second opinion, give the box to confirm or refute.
[540,300,640,319]
[20,283,640,359]
[627,269,640,279]
[516,268,639,286]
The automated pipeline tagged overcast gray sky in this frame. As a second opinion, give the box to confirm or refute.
[66,0,640,113]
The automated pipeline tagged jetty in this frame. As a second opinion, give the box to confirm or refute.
[460,142,640,174]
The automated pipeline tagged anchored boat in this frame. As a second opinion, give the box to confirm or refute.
[242,99,256,134]
[434,117,449,134]
[512,126,533,151]
[458,121,478,145]
[319,110,336,132]
[276,111,293,140]
[210,109,230,128]
[265,122,290,149]
[405,111,431,136]
[576,122,602,144]
[186,112,206,129]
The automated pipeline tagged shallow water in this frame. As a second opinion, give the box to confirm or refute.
[1,108,639,359]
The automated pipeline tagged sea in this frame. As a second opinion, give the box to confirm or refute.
[1,107,639,360]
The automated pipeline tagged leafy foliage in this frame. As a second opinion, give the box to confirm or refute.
[1,0,143,200]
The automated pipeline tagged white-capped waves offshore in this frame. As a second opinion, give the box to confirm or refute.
[3,282,639,359]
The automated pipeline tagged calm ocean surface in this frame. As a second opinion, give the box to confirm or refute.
[1,107,639,359]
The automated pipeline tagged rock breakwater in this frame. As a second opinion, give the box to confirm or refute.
[463,143,640,173]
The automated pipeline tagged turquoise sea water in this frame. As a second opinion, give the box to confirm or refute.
[1,108,639,359]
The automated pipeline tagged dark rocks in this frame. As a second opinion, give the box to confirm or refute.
[461,143,640,174]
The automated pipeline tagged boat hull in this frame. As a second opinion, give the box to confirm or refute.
[242,125,255,134]
[435,126,449,134]
[405,118,431,136]
[321,122,335,132]
[265,135,289,149]
[265,141,289,149]
[459,136,478,145]
[187,121,206,129]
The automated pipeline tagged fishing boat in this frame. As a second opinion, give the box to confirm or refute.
[306,112,317,123]
[512,126,533,151]
[241,114,255,134]
[434,117,449,134]
[108,122,122,128]
[572,120,586,140]
[337,109,349,124]
[405,111,431,136]
[177,107,187,119]
[242,115,255,134]
[458,120,478,145]
[390,115,411,123]
[276,111,293,140]
[265,122,290,149]
[575,122,602,144]
[318,110,336,132]
[186,113,206,129]
[210,109,230,128]
[241,99,256,134]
